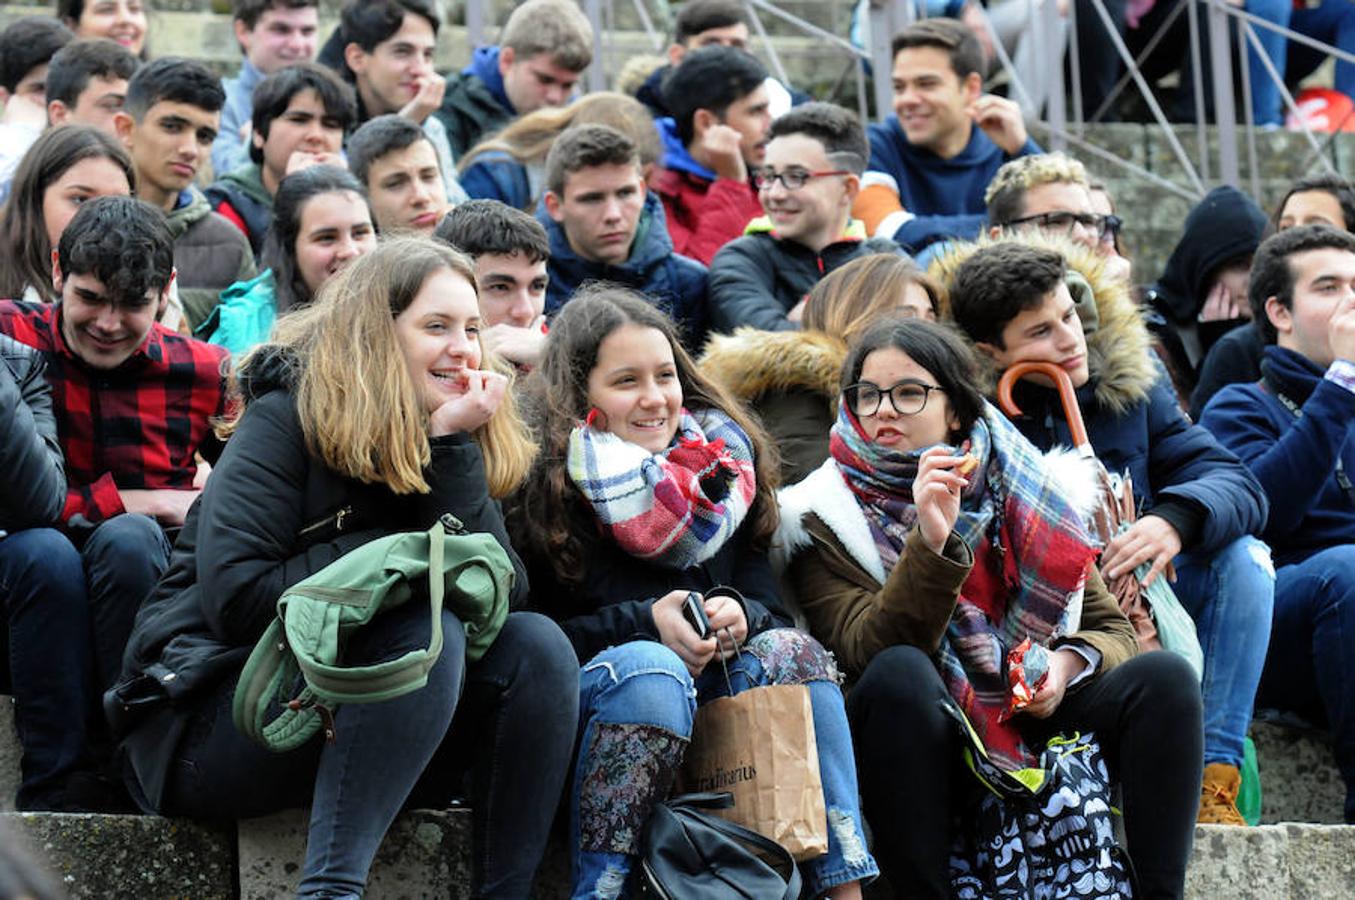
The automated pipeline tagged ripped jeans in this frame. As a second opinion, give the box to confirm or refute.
[570,628,878,899]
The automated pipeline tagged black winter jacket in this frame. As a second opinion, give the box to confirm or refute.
[0,333,64,532]
[110,352,526,810]
[708,219,900,333]
[524,515,791,666]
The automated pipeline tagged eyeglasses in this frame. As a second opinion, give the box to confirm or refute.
[843,379,946,417]
[1006,211,1123,244]
[752,168,851,191]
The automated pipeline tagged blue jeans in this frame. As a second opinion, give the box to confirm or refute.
[0,528,97,809]
[80,513,172,691]
[161,609,576,898]
[1255,545,1355,822]
[1245,0,1292,125]
[1172,535,1274,769]
[1289,0,1355,99]
[571,630,878,899]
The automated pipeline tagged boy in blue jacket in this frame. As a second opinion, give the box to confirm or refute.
[944,238,1274,826]
[1200,225,1355,823]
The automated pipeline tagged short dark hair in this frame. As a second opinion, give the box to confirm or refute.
[949,243,1068,347]
[1248,224,1355,345]
[434,199,550,263]
[663,45,767,146]
[346,113,432,186]
[841,316,986,441]
[249,63,357,165]
[673,0,748,45]
[0,16,73,93]
[233,0,319,31]
[1271,173,1355,234]
[544,123,640,197]
[57,195,174,304]
[340,0,439,57]
[45,38,139,109]
[767,102,868,175]
[891,18,984,81]
[123,57,226,120]
[263,164,373,310]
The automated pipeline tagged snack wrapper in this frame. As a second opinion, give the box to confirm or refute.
[1003,637,1051,717]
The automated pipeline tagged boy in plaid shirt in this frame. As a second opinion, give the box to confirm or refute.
[0,196,228,809]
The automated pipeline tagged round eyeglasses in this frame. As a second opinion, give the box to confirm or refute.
[843,379,946,417]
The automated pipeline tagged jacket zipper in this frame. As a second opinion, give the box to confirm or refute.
[298,505,352,539]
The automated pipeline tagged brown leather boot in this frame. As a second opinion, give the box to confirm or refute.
[1198,762,1247,825]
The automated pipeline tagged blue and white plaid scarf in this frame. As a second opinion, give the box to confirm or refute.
[567,406,757,570]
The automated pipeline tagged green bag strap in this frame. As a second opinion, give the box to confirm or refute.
[292,519,446,702]
[232,517,453,753]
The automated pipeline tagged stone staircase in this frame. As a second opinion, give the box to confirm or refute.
[3,696,1354,897]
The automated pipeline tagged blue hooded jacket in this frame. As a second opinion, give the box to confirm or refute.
[538,192,709,350]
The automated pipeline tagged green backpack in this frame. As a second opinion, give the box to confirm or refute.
[232,513,514,752]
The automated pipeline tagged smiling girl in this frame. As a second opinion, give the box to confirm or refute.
[112,238,578,898]
[58,0,148,57]
[513,285,877,899]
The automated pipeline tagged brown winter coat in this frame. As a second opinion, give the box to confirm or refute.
[775,459,1139,682]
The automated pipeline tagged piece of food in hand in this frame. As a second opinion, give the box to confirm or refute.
[956,453,979,476]
[1003,637,1051,717]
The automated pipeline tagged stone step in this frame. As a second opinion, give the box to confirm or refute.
[3,696,1350,895]
[5,808,1355,898]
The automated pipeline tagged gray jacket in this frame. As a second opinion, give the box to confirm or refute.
[0,333,64,533]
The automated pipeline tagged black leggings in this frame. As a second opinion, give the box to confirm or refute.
[847,646,1202,899]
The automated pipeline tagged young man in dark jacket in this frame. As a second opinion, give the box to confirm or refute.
[708,102,898,334]
[539,124,708,351]
[650,45,770,266]
[1200,225,1355,824]
[434,0,592,158]
[945,238,1274,826]
[206,62,355,257]
[114,57,258,331]
[0,197,229,809]
[852,18,1039,255]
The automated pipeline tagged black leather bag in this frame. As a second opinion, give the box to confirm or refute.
[639,791,801,899]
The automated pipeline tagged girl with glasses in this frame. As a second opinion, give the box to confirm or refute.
[777,316,1203,898]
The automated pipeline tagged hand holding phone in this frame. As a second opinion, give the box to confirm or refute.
[681,591,711,639]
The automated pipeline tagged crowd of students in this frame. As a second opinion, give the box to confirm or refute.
[0,0,1353,898]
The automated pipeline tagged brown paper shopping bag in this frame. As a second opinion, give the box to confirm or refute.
[680,682,829,861]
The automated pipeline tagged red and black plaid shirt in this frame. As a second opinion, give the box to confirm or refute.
[0,300,230,528]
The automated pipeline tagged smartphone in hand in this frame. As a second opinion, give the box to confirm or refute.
[681,591,711,639]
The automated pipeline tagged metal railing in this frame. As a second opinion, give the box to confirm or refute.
[460,0,1351,201]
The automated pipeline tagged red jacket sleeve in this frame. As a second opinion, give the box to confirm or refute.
[684,178,764,266]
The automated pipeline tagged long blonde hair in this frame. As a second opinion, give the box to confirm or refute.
[459,91,662,173]
[801,253,946,347]
[228,237,535,497]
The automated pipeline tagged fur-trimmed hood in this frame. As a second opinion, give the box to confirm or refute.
[699,327,847,406]
[928,231,1157,416]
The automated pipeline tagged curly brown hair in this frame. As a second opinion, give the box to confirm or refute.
[513,284,781,586]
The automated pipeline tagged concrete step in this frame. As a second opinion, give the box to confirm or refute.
[5,808,1355,898]
[4,696,1351,895]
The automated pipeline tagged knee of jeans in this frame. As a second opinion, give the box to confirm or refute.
[83,513,166,561]
[583,642,695,733]
[848,645,949,718]
[498,611,579,684]
[743,628,841,685]
[1134,651,1204,717]
[0,528,82,594]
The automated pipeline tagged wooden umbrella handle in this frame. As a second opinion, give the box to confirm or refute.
[996,361,1092,451]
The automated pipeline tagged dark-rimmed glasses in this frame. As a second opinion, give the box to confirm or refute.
[843,379,946,417]
[1006,211,1122,244]
[752,168,851,192]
